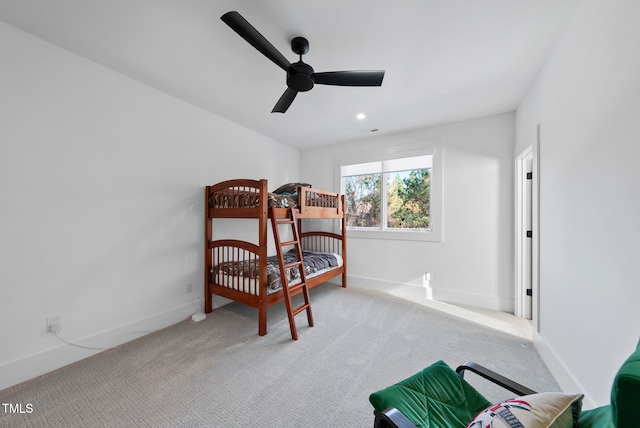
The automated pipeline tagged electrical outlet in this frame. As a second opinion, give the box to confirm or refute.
[46,315,61,333]
[185,282,192,294]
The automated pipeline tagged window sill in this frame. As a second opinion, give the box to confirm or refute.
[346,228,442,242]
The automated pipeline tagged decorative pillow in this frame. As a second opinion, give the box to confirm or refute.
[467,392,583,428]
[271,182,311,195]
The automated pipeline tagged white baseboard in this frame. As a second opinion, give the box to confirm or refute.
[346,275,429,300]
[0,303,193,391]
[430,286,514,313]
[346,275,513,312]
[533,331,597,409]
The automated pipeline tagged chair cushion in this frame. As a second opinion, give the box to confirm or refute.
[369,360,492,428]
[467,392,583,428]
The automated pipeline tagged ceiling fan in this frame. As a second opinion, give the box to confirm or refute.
[221,11,385,113]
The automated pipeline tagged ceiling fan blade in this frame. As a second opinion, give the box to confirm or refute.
[313,70,385,86]
[221,11,291,72]
[272,88,298,113]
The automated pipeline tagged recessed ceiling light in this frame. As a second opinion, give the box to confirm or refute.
[356,113,366,120]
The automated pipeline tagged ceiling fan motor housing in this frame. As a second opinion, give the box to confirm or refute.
[287,61,314,92]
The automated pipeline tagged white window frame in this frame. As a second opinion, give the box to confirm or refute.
[336,144,443,242]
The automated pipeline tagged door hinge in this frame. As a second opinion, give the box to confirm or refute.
[526,289,533,297]
[526,172,532,180]
[526,230,532,238]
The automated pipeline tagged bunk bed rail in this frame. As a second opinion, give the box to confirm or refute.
[207,179,343,219]
[301,231,344,255]
[209,239,266,297]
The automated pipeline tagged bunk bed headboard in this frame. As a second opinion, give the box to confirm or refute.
[296,187,344,218]
[206,179,268,218]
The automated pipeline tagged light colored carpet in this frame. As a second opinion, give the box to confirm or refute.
[0,284,557,427]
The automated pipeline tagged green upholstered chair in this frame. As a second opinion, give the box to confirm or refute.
[577,339,640,428]
[369,340,640,428]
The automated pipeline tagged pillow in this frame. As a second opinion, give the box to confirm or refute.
[271,182,311,195]
[467,392,583,428]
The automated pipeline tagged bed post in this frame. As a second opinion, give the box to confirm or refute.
[204,186,213,313]
[257,179,269,335]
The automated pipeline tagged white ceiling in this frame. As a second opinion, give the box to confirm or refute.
[0,0,581,149]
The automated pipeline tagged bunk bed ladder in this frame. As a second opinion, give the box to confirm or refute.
[269,207,314,340]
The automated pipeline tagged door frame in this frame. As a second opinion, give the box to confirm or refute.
[514,125,540,331]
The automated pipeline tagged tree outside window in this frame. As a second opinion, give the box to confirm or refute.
[342,155,431,231]
[387,169,430,229]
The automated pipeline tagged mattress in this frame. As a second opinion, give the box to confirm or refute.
[212,250,343,295]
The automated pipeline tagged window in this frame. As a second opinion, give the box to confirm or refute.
[342,156,432,230]
[338,147,442,242]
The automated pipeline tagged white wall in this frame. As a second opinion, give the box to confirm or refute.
[0,21,299,390]
[301,113,515,311]
[516,0,640,407]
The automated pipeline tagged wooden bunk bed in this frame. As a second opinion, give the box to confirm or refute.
[204,179,347,336]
